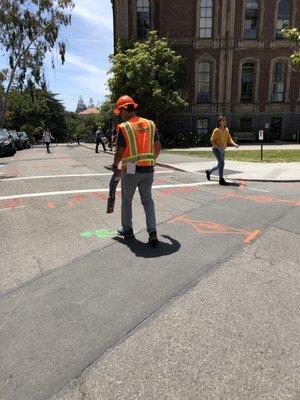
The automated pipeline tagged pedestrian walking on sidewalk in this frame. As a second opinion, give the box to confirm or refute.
[95,127,107,153]
[42,129,54,154]
[111,95,161,246]
[206,116,238,185]
[105,128,114,151]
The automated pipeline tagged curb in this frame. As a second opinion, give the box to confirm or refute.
[80,143,115,155]
[156,161,300,183]
[78,146,300,183]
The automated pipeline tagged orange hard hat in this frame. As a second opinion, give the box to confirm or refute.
[113,95,138,115]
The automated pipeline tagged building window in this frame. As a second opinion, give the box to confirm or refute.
[199,0,213,38]
[241,62,255,103]
[197,61,212,103]
[244,0,259,40]
[240,117,253,131]
[137,0,150,39]
[271,62,287,102]
[197,119,209,135]
[276,0,291,39]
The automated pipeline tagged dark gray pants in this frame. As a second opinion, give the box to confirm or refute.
[209,148,225,179]
[121,172,156,233]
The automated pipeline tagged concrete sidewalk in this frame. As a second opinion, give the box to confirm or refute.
[79,142,300,182]
[158,153,300,182]
[167,143,300,152]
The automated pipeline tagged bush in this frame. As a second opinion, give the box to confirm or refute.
[160,131,210,148]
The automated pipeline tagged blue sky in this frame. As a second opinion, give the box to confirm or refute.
[1,0,114,111]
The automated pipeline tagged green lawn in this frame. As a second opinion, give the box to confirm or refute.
[164,150,300,163]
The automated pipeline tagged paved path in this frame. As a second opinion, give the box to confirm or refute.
[158,153,300,182]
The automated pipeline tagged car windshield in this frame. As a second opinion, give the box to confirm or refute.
[10,132,18,138]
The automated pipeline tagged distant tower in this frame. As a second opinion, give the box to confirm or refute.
[75,95,86,113]
[88,98,95,108]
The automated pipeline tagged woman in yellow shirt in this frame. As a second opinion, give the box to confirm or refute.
[206,116,238,185]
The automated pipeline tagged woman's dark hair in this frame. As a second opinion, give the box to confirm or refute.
[217,116,226,128]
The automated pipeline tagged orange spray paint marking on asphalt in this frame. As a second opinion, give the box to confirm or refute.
[47,202,56,209]
[153,178,166,185]
[159,187,196,196]
[239,180,247,189]
[178,187,195,193]
[169,215,261,244]
[0,198,22,210]
[72,194,88,203]
[90,192,107,202]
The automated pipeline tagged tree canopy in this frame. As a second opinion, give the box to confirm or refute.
[0,0,74,127]
[108,31,188,125]
[5,88,67,143]
[283,28,300,68]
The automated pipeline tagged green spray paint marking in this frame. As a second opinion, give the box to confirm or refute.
[81,229,115,239]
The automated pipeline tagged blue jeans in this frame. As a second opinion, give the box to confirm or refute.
[209,148,225,180]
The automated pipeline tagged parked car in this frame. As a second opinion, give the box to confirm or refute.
[0,129,16,156]
[18,132,30,149]
[8,130,23,150]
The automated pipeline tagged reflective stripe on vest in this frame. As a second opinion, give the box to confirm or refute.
[120,119,155,167]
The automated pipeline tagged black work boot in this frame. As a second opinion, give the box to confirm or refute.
[117,228,135,239]
[205,170,211,181]
[148,231,158,246]
[219,178,228,186]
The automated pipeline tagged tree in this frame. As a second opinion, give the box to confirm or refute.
[108,31,188,126]
[76,95,86,113]
[5,87,67,142]
[0,0,74,127]
[283,28,300,68]
[88,97,95,108]
[96,99,114,132]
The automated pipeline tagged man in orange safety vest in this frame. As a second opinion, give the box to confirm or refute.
[111,95,161,246]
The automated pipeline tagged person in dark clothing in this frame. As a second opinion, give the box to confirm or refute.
[95,127,107,152]
[105,128,113,151]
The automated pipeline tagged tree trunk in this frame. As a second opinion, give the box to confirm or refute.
[0,78,14,128]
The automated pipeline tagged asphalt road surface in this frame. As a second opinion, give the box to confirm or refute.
[0,145,299,400]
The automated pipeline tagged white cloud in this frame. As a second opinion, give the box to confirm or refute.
[73,0,113,31]
[66,53,106,75]
[71,74,108,95]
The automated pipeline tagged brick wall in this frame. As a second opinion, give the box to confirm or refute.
[113,0,300,140]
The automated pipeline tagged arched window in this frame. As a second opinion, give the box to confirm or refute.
[244,0,259,40]
[241,62,256,102]
[137,0,150,39]
[276,0,291,39]
[271,62,287,102]
[196,61,212,102]
[199,0,213,38]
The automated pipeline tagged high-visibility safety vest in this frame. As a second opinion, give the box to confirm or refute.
[118,117,156,169]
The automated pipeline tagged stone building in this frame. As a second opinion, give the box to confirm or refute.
[111,0,300,141]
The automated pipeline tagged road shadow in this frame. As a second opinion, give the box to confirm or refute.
[113,234,181,258]
[227,182,242,187]
[0,174,17,180]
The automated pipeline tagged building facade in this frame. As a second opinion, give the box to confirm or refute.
[111,0,300,141]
